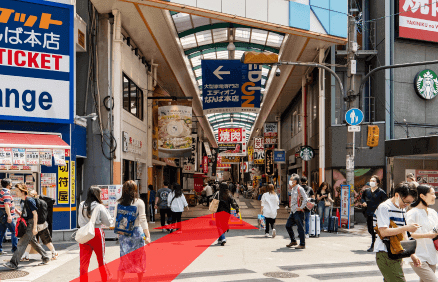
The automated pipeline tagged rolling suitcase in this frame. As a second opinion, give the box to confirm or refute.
[328,216,338,233]
[310,214,320,237]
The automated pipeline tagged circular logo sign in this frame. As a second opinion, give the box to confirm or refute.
[415,69,438,100]
[300,146,314,161]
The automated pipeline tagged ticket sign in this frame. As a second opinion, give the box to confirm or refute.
[0,0,74,123]
[58,161,69,204]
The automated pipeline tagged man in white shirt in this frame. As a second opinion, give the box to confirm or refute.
[374,182,421,281]
[203,183,213,204]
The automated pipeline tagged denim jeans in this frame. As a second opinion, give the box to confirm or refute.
[0,217,18,252]
[317,202,330,230]
[217,213,230,242]
[304,211,311,235]
[285,211,305,246]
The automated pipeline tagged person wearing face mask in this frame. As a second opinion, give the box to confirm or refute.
[406,185,438,282]
[374,182,421,281]
[285,175,308,249]
[361,175,388,252]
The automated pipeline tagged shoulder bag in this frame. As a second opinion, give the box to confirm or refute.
[75,204,101,244]
[209,191,220,213]
[324,193,332,207]
[383,213,417,260]
[15,200,29,238]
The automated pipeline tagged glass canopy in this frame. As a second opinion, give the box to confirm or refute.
[170,13,285,142]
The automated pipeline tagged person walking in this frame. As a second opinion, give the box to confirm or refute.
[316,182,333,232]
[203,182,213,204]
[406,185,438,282]
[77,187,113,281]
[374,182,421,281]
[361,175,388,252]
[20,190,58,261]
[155,181,172,232]
[3,183,50,270]
[167,183,189,233]
[0,178,17,255]
[260,184,279,238]
[148,185,156,223]
[301,177,315,239]
[285,175,308,249]
[216,183,239,246]
[114,180,151,282]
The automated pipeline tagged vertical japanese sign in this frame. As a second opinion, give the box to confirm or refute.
[203,156,208,174]
[398,0,438,43]
[0,0,74,123]
[202,60,261,114]
[264,123,278,145]
[58,161,69,204]
[340,184,350,229]
[12,148,25,165]
[248,146,254,163]
[210,147,218,177]
[25,149,39,165]
[183,134,197,173]
[254,137,264,164]
[217,128,246,156]
[71,160,75,204]
[265,149,274,176]
[0,148,12,164]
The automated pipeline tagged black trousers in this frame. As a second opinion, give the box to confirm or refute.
[160,208,172,227]
[265,217,276,234]
[367,215,376,245]
[171,211,183,230]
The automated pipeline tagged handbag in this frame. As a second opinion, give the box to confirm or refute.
[383,238,417,260]
[75,203,101,244]
[15,200,29,237]
[209,192,220,213]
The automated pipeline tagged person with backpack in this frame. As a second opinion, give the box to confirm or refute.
[3,183,50,270]
[114,180,150,282]
[216,183,239,246]
[301,177,315,239]
[0,178,17,255]
[260,184,279,238]
[167,183,189,233]
[155,181,172,232]
[77,186,113,281]
[19,190,58,261]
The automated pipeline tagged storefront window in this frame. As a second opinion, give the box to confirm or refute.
[123,74,144,120]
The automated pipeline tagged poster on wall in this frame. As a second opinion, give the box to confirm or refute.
[398,0,438,43]
[53,149,66,166]
[410,170,438,194]
[158,102,192,158]
[0,148,12,165]
[39,149,53,166]
[41,173,56,203]
[12,148,26,165]
[26,149,39,165]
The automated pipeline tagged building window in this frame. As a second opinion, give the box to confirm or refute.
[123,74,144,120]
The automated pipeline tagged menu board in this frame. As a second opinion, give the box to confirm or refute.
[41,173,57,204]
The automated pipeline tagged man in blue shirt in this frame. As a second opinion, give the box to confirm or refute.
[4,184,49,270]
[0,178,17,255]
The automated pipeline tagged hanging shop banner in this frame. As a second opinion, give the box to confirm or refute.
[183,134,198,173]
[25,149,39,165]
[218,128,246,156]
[398,0,438,43]
[53,149,66,166]
[265,149,274,176]
[204,142,212,158]
[0,148,12,165]
[254,137,264,150]
[12,148,25,165]
[0,0,74,123]
[248,146,254,163]
[202,60,261,114]
[71,160,75,204]
[58,161,69,204]
[218,143,244,156]
[158,102,192,158]
[264,123,278,144]
[210,147,218,177]
[221,156,241,164]
[39,149,52,166]
[203,156,209,174]
[274,150,286,163]
[217,156,231,169]
[254,149,265,165]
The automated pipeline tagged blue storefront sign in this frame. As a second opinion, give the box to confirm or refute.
[273,150,286,163]
[0,0,74,123]
[202,60,261,114]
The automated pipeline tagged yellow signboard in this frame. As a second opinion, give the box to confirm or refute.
[367,125,379,147]
[58,161,69,204]
[71,161,75,205]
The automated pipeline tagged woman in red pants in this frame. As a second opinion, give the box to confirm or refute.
[78,187,113,281]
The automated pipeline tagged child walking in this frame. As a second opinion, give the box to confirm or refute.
[261,184,279,238]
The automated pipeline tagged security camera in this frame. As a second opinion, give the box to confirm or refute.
[275,68,281,77]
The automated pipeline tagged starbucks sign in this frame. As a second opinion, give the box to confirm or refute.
[415,70,438,100]
[300,146,314,161]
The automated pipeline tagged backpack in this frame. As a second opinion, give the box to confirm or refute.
[34,198,48,225]
[114,204,138,236]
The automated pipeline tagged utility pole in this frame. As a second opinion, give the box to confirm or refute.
[346,1,359,227]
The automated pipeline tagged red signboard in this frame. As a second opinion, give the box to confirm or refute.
[218,128,244,143]
[203,156,209,174]
[399,0,438,42]
[217,156,231,169]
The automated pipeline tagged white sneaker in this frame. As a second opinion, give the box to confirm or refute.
[265,233,270,238]
[305,234,310,239]
[51,252,59,260]
[272,229,276,238]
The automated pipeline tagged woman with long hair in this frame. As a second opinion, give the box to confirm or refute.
[78,187,113,281]
[216,183,239,246]
[406,184,438,282]
[114,180,150,282]
[167,183,189,233]
[316,182,333,232]
[260,184,279,238]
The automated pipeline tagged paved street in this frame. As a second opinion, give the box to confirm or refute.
[0,195,427,281]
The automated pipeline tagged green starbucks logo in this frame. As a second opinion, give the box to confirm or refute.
[300,146,314,161]
[415,70,438,100]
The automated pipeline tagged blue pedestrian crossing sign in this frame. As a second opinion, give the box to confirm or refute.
[345,108,364,126]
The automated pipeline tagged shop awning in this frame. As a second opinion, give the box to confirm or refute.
[0,132,70,149]
[152,159,167,166]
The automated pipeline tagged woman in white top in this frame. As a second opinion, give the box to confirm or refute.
[167,183,189,233]
[406,184,438,282]
[261,184,280,238]
[114,180,151,282]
